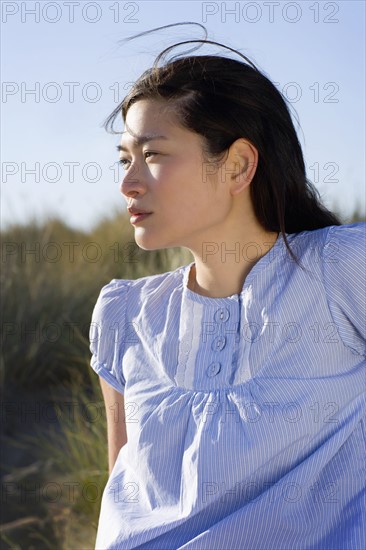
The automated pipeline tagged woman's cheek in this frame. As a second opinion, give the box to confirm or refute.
[149,163,169,181]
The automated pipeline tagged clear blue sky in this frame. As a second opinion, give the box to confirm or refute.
[1,0,365,230]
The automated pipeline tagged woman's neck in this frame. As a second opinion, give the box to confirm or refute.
[187,229,279,298]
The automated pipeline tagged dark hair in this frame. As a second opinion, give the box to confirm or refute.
[104,24,341,258]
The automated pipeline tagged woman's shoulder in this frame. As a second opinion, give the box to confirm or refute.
[287,222,365,265]
[289,220,364,242]
[311,221,366,284]
[316,221,366,247]
[91,264,188,338]
[326,221,365,247]
[96,263,187,306]
[301,222,366,355]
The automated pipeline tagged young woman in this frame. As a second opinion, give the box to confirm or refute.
[89,28,365,549]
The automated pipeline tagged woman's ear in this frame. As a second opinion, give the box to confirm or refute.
[225,138,258,195]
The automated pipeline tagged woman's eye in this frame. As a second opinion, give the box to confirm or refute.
[118,152,158,169]
[144,151,157,159]
[118,158,131,169]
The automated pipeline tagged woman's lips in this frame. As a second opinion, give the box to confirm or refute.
[130,212,152,224]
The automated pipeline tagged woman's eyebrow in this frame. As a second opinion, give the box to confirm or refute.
[117,134,168,152]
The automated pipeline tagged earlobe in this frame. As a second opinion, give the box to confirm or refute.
[228,138,258,195]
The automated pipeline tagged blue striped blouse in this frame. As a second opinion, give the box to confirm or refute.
[89,223,366,549]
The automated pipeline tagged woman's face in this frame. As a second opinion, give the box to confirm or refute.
[119,99,235,252]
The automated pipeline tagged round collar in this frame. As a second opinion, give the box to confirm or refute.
[181,232,284,304]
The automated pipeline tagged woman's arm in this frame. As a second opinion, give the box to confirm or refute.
[99,377,128,474]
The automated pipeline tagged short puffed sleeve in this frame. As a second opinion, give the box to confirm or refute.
[89,280,131,394]
[322,223,366,356]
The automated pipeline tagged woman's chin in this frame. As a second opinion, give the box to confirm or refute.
[134,234,178,252]
[134,235,167,251]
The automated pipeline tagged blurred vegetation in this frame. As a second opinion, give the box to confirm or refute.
[0,207,364,548]
[1,212,192,389]
[1,211,191,548]
[342,206,366,223]
[1,370,107,549]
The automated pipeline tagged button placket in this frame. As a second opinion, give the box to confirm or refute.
[204,308,231,380]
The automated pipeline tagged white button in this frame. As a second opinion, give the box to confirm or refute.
[207,362,221,377]
[211,336,226,351]
[214,308,230,323]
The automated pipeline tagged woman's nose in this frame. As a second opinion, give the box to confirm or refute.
[120,163,146,198]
